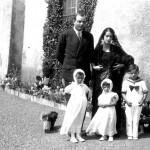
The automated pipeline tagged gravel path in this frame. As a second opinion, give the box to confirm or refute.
[0,89,150,150]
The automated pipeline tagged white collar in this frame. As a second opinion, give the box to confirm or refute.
[73,27,82,36]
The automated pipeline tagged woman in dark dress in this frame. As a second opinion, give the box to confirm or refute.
[91,27,134,135]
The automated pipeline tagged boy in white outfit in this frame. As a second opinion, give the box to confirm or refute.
[122,64,148,140]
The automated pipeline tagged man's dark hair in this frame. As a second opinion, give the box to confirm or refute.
[73,9,86,21]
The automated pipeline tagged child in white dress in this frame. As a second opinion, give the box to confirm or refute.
[60,69,92,143]
[122,64,148,140]
[86,78,118,142]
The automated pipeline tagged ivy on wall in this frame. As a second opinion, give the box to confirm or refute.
[42,0,63,88]
[43,0,97,89]
[78,0,97,32]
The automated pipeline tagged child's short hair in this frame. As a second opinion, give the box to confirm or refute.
[128,64,139,72]
[102,81,110,87]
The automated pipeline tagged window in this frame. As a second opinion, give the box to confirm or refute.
[63,0,78,16]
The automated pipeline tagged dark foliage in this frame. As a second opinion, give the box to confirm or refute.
[42,0,63,88]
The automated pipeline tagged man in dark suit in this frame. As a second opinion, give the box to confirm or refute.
[56,10,94,91]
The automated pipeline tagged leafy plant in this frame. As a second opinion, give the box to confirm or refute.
[42,0,63,88]
[78,0,98,32]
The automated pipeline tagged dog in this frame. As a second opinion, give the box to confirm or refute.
[41,111,58,133]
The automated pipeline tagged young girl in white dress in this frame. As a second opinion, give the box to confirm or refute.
[60,69,92,143]
[86,78,118,142]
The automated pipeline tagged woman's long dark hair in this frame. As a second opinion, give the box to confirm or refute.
[94,27,127,65]
[96,27,123,49]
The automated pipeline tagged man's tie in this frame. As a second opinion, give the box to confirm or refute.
[129,85,139,91]
[78,32,82,40]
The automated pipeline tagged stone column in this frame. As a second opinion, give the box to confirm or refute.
[7,0,25,74]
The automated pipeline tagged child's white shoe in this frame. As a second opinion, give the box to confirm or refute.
[99,136,107,141]
[127,136,133,140]
[108,136,113,142]
[70,137,78,143]
[133,137,138,140]
[77,137,85,142]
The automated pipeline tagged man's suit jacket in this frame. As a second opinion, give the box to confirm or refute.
[56,28,94,83]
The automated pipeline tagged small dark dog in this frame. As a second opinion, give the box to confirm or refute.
[41,111,58,133]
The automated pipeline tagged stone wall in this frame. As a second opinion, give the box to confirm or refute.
[0,0,47,84]
[0,0,13,79]
[21,0,47,84]
[8,0,25,72]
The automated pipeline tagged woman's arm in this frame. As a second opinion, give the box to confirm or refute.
[91,63,103,71]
